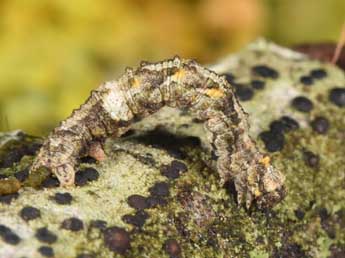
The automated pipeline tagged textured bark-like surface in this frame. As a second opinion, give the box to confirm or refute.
[0,40,344,258]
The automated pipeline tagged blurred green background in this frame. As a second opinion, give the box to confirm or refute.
[0,0,344,135]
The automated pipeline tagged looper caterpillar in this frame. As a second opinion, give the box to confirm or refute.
[30,56,285,208]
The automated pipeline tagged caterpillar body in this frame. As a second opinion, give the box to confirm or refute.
[30,56,285,208]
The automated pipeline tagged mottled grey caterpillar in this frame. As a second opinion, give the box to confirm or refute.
[30,56,285,208]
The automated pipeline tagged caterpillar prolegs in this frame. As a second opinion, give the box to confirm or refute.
[30,56,285,208]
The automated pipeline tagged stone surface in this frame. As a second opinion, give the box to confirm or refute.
[0,40,344,258]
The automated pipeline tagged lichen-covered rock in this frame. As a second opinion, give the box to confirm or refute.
[0,40,344,258]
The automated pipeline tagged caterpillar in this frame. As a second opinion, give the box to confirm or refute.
[29,56,285,208]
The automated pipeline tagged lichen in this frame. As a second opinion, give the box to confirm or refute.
[0,40,344,258]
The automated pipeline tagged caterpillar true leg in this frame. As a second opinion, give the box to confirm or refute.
[29,56,285,208]
[88,141,107,161]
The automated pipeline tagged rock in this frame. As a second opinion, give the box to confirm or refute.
[0,40,344,257]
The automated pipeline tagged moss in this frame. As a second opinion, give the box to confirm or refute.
[23,166,51,188]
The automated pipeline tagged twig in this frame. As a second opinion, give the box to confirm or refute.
[332,21,345,64]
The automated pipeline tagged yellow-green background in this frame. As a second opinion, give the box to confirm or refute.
[0,0,344,135]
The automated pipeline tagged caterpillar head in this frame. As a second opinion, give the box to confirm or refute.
[254,156,286,209]
[235,155,286,209]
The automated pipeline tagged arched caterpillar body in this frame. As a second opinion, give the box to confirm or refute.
[30,56,285,208]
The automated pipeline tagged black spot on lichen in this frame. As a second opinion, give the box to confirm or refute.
[61,217,84,231]
[20,206,41,221]
[251,79,265,90]
[280,116,300,130]
[161,160,187,179]
[303,151,320,168]
[252,65,279,79]
[291,96,314,112]
[82,167,99,181]
[127,195,149,210]
[259,131,285,152]
[163,239,182,258]
[3,232,21,245]
[167,149,186,160]
[104,226,131,254]
[268,116,299,136]
[310,68,327,79]
[0,225,11,235]
[136,153,156,167]
[299,75,314,85]
[223,73,235,84]
[89,219,107,231]
[38,246,54,257]
[235,86,254,101]
[149,182,170,197]
[14,168,29,182]
[269,121,286,134]
[329,87,345,107]
[52,192,72,205]
[171,160,187,172]
[146,196,168,208]
[0,225,21,245]
[294,209,305,220]
[35,227,57,244]
[122,210,149,228]
[79,156,97,164]
[75,167,99,186]
[0,192,19,204]
[310,116,330,134]
[42,176,59,188]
